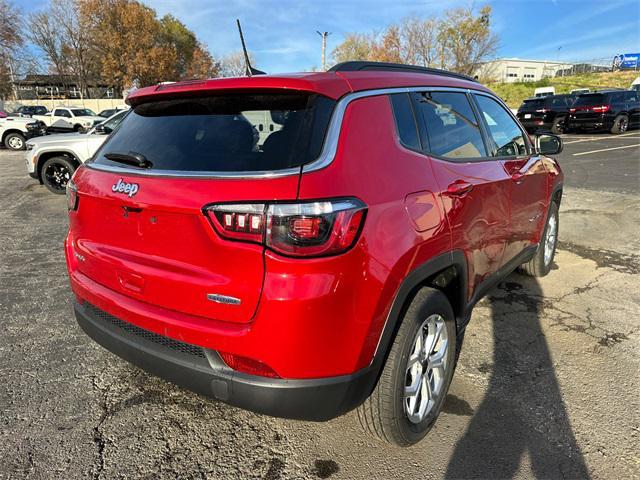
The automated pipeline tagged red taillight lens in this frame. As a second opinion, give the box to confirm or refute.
[66,179,78,211]
[205,203,266,243]
[266,199,366,257]
[569,108,576,113]
[592,104,610,113]
[204,198,367,257]
[218,352,280,378]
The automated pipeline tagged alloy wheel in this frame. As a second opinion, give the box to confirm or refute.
[404,314,449,424]
[44,163,71,192]
[544,211,557,266]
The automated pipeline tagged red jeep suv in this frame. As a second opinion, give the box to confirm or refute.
[65,62,564,446]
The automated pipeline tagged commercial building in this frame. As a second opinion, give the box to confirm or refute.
[475,58,573,83]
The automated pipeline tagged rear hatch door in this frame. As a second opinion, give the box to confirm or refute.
[70,90,336,323]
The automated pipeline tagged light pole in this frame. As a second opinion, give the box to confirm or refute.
[557,46,563,77]
[316,31,331,71]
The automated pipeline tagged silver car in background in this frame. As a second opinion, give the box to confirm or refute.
[25,110,128,194]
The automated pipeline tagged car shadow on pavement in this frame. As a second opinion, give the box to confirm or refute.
[445,274,590,479]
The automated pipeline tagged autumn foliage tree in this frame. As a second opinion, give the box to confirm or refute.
[331,5,498,75]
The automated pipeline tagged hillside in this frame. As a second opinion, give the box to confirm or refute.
[486,70,639,108]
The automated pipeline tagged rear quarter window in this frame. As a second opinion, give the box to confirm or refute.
[92,92,336,172]
[389,93,421,151]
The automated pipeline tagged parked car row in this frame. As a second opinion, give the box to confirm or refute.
[25,109,128,193]
[517,89,640,135]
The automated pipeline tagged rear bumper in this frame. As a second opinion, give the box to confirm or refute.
[74,300,377,421]
[567,115,612,131]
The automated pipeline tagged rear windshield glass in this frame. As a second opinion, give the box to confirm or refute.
[92,93,336,172]
[521,98,545,109]
[573,94,606,106]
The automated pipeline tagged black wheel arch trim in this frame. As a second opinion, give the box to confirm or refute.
[370,244,539,382]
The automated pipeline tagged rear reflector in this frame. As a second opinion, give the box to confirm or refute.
[219,352,280,378]
[204,198,367,257]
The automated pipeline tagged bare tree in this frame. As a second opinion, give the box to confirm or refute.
[0,0,24,99]
[53,0,97,98]
[438,5,498,75]
[331,33,375,64]
[402,17,439,67]
[219,51,255,77]
[330,5,497,75]
[27,9,69,80]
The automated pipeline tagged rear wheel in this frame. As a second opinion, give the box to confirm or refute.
[357,287,457,446]
[551,117,565,134]
[4,132,26,151]
[519,201,558,277]
[42,156,76,194]
[610,115,628,134]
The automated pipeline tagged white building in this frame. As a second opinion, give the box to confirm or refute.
[476,58,573,83]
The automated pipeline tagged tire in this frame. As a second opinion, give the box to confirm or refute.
[519,201,559,277]
[357,287,458,446]
[551,117,565,135]
[4,132,26,151]
[41,156,77,195]
[73,124,84,133]
[610,115,628,134]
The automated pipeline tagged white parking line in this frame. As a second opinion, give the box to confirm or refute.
[572,144,640,156]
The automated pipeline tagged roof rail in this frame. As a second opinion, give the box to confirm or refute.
[329,61,479,83]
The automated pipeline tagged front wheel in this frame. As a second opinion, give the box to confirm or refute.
[41,156,77,194]
[357,287,457,446]
[519,201,559,277]
[4,132,26,151]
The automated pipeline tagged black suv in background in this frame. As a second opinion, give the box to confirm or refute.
[566,90,640,134]
[516,94,576,134]
[11,105,49,118]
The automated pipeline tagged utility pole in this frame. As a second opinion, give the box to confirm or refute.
[316,31,331,71]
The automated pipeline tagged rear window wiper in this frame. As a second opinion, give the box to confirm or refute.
[104,151,153,169]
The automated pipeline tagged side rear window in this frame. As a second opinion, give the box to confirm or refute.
[474,95,528,158]
[92,92,336,172]
[389,93,420,151]
[412,91,487,160]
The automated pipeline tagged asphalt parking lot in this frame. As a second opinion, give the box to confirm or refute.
[0,133,638,479]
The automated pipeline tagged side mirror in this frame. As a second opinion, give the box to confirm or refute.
[535,134,563,155]
[94,124,111,135]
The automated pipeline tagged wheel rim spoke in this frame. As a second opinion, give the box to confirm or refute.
[404,314,449,424]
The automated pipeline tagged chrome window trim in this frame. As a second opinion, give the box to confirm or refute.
[87,85,490,179]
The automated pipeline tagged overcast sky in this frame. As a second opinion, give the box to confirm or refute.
[23,0,640,73]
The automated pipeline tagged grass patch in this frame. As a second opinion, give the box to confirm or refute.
[485,71,639,107]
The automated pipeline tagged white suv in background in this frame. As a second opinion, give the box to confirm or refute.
[33,106,106,133]
[26,110,128,194]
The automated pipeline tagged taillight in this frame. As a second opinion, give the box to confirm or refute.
[569,108,576,113]
[592,105,610,113]
[205,203,265,243]
[66,178,78,211]
[535,108,549,113]
[204,198,367,257]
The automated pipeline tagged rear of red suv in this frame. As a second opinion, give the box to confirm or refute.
[66,62,563,446]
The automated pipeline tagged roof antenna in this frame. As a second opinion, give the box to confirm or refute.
[236,19,266,76]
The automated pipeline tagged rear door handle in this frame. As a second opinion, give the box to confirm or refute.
[444,181,473,197]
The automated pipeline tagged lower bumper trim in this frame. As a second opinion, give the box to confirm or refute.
[74,301,377,421]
